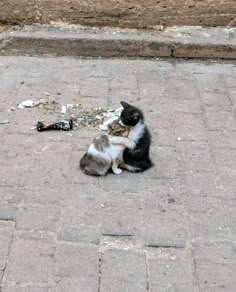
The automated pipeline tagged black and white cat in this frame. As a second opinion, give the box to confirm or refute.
[110,101,153,172]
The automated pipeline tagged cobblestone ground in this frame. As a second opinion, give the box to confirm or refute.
[0,57,236,292]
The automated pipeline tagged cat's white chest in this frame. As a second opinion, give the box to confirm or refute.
[128,121,145,143]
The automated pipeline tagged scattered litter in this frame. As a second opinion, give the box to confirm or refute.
[43,92,51,96]
[18,99,51,109]
[0,119,10,125]
[98,107,122,131]
[99,124,108,131]
[7,107,15,112]
[98,117,117,131]
[18,99,34,108]
[72,107,107,129]
[37,119,73,132]
[177,137,182,141]
[61,105,67,114]
[33,99,48,107]
[15,97,123,131]
[41,145,50,152]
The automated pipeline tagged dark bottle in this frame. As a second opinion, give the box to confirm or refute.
[37,119,73,132]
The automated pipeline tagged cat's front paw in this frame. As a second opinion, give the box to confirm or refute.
[113,168,122,175]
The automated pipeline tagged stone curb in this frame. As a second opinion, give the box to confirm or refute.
[0,25,236,59]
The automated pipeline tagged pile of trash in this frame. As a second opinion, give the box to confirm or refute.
[16,98,122,132]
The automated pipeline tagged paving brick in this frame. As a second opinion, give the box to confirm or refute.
[108,88,138,108]
[139,79,165,100]
[212,148,236,174]
[176,141,215,174]
[142,179,182,204]
[208,130,236,149]
[145,146,180,179]
[16,203,60,232]
[109,74,137,90]
[136,70,166,85]
[167,67,194,81]
[186,197,236,242]
[201,91,232,108]
[0,205,17,221]
[55,242,98,291]
[165,78,198,100]
[214,177,236,200]
[153,126,176,147]
[81,77,109,98]
[100,249,146,292]
[101,172,145,193]
[223,76,236,89]
[0,186,24,205]
[101,192,142,237]
[58,184,102,244]
[0,221,15,271]
[204,106,236,131]
[20,187,62,204]
[145,107,173,129]
[174,113,207,141]
[196,74,227,94]
[143,201,187,247]
[2,231,56,288]
[169,99,201,114]
[181,172,219,197]
[24,147,71,188]
[0,165,29,187]
[78,96,109,108]
[147,248,196,292]
[194,242,236,291]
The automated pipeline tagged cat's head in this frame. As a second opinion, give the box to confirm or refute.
[107,119,129,137]
[120,101,144,127]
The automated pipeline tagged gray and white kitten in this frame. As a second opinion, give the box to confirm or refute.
[80,119,130,176]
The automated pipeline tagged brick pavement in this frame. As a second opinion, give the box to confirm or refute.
[0,57,236,291]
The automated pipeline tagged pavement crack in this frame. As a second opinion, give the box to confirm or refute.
[0,221,15,290]
[191,247,200,292]
[101,233,134,237]
[144,251,150,292]
[97,252,103,292]
[171,45,175,57]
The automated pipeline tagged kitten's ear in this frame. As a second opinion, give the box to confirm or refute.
[120,101,132,108]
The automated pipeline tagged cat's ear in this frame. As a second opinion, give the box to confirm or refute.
[120,101,132,108]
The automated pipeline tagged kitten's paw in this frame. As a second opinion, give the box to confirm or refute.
[113,168,122,175]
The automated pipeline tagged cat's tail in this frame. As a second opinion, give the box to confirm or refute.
[122,160,154,173]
